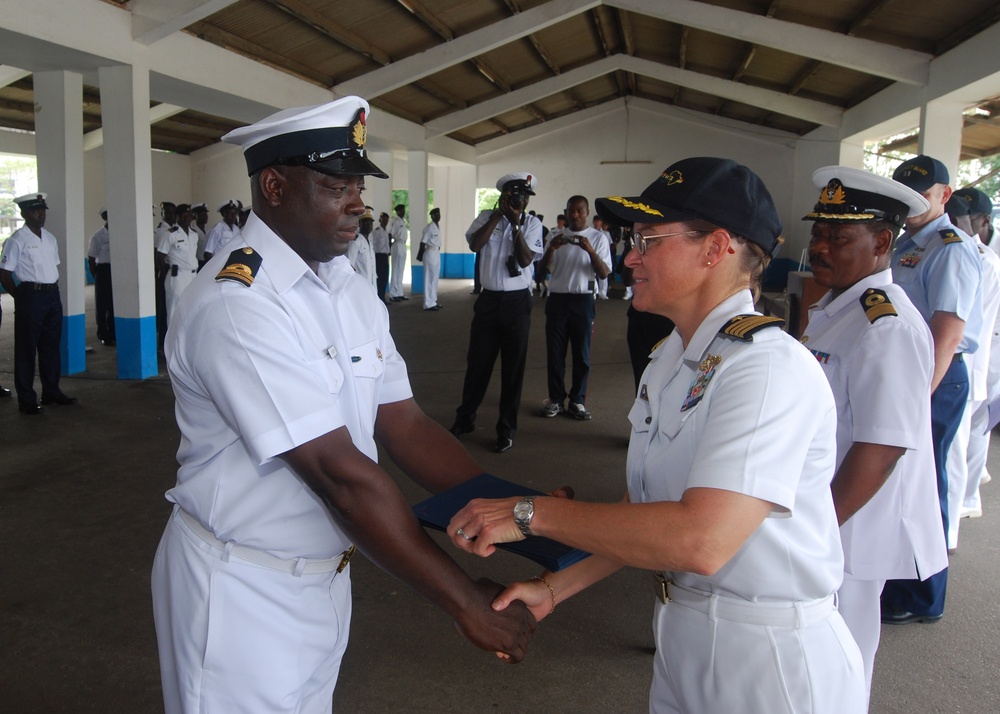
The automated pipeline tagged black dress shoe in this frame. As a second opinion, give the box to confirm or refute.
[494,436,513,453]
[424,305,441,311]
[450,421,474,438]
[881,608,942,625]
[41,394,78,406]
[0,385,11,398]
[19,402,44,415]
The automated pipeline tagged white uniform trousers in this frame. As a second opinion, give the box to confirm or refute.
[389,243,406,298]
[945,398,974,549]
[964,396,990,513]
[164,269,196,325]
[649,587,866,714]
[152,508,352,714]
[423,247,440,309]
[837,576,885,699]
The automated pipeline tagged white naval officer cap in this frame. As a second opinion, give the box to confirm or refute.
[496,172,537,195]
[14,192,47,210]
[98,206,107,218]
[191,202,208,212]
[804,165,929,229]
[218,199,242,213]
[360,206,375,221]
[222,96,388,179]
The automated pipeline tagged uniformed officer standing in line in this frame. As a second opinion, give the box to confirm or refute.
[202,199,243,263]
[371,210,391,302]
[800,166,948,693]
[421,207,442,311]
[387,203,409,301]
[881,155,984,625]
[156,203,199,325]
[153,202,177,349]
[952,187,1000,517]
[449,172,545,453]
[151,96,535,714]
[0,193,77,414]
[87,207,115,346]
[537,195,611,421]
[190,202,209,270]
[346,205,376,287]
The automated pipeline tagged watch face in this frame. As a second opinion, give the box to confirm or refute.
[514,500,533,521]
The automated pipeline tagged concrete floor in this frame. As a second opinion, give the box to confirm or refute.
[1,279,998,713]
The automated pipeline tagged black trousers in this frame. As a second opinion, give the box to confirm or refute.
[94,263,115,342]
[626,304,675,391]
[13,287,63,404]
[545,293,595,405]
[375,253,390,300]
[455,289,532,439]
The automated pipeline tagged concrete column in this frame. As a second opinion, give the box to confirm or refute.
[918,100,966,181]
[437,163,476,278]
[408,150,428,294]
[33,70,86,375]
[368,150,393,217]
[99,63,158,379]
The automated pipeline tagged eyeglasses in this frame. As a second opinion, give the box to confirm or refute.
[632,230,702,255]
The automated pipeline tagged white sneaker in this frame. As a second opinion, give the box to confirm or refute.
[982,470,992,484]
[540,400,564,418]
[960,505,983,519]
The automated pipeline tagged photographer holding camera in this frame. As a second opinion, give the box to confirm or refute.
[450,172,545,453]
[537,195,612,421]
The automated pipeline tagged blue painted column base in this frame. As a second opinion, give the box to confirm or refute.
[442,252,475,279]
[115,316,160,379]
[411,265,424,294]
[61,313,86,375]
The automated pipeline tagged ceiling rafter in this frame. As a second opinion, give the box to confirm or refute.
[133,0,241,46]
[266,0,392,66]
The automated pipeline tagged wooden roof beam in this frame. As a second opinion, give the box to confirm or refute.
[607,0,930,85]
[267,0,392,65]
[133,0,241,46]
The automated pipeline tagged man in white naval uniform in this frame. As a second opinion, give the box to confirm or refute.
[202,199,243,262]
[87,207,115,345]
[372,210,391,302]
[801,166,948,693]
[420,207,442,311]
[151,96,535,714]
[387,203,409,301]
[346,206,377,287]
[155,203,199,324]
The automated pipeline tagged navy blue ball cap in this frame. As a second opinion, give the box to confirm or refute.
[595,157,782,254]
[953,186,993,216]
[892,155,950,193]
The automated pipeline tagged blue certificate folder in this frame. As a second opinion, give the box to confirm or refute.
[412,473,590,572]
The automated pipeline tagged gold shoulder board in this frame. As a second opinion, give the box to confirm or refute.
[216,247,262,287]
[860,288,896,323]
[719,314,784,341]
[940,229,963,245]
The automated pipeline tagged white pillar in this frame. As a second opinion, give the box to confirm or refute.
[918,99,965,181]
[99,62,158,379]
[33,70,86,374]
[408,150,428,294]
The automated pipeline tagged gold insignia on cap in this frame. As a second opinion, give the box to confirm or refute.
[606,196,664,217]
[720,315,784,341]
[661,170,683,185]
[351,109,367,149]
[860,288,897,323]
[819,179,847,206]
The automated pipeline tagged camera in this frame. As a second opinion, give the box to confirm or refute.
[507,189,529,211]
[506,254,522,277]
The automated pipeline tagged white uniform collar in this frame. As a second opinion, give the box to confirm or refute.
[649,290,757,365]
[814,268,893,316]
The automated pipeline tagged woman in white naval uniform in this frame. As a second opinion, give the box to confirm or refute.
[449,158,866,713]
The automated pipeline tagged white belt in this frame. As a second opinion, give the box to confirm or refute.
[178,508,354,576]
[654,573,835,628]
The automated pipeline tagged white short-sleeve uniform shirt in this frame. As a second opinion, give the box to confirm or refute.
[204,221,243,257]
[346,232,377,287]
[802,270,948,581]
[465,210,544,292]
[164,212,413,560]
[1,225,61,283]
[156,226,199,272]
[545,227,612,294]
[88,226,111,264]
[627,290,845,602]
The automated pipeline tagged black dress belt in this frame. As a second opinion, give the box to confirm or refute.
[20,281,58,291]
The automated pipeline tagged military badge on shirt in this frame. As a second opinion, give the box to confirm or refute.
[682,355,722,412]
[898,248,923,268]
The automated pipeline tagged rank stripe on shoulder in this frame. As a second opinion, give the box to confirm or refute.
[719,315,784,341]
[940,229,963,245]
[216,246,262,287]
[860,288,897,323]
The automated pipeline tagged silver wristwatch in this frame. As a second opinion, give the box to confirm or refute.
[513,496,536,537]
